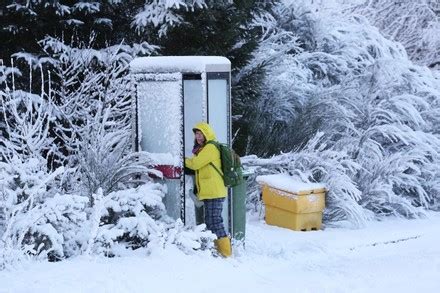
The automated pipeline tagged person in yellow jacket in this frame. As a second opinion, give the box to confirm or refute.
[185,122,232,258]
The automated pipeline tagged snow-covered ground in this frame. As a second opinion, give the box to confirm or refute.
[1,213,440,293]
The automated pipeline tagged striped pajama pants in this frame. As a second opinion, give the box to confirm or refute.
[203,198,227,238]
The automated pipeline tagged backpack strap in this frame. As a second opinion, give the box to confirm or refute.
[206,140,218,147]
[206,141,224,178]
[209,162,223,177]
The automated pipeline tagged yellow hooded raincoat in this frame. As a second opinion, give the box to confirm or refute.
[185,122,227,200]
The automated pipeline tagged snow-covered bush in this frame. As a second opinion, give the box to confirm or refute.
[0,157,62,260]
[84,184,215,256]
[0,168,88,261]
[0,88,89,261]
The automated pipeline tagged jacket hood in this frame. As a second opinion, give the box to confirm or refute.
[193,122,217,142]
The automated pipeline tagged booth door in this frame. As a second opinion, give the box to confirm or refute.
[183,74,204,226]
[135,73,184,220]
[207,72,231,234]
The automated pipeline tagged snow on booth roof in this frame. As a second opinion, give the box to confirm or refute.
[130,56,231,74]
[256,174,326,194]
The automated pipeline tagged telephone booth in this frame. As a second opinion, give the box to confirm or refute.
[130,56,232,233]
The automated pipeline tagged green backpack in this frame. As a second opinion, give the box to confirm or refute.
[207,141,244,187]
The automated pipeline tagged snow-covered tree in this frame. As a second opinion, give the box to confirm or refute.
[241,0,440,225]
[132,0,211,37]
[349,0,440,69]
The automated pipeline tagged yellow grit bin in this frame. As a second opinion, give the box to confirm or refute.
[257,174,326,231]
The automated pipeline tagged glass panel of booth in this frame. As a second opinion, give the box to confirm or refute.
[207,72,231,234]
[183,74,203,157]
[183,74,204,226]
